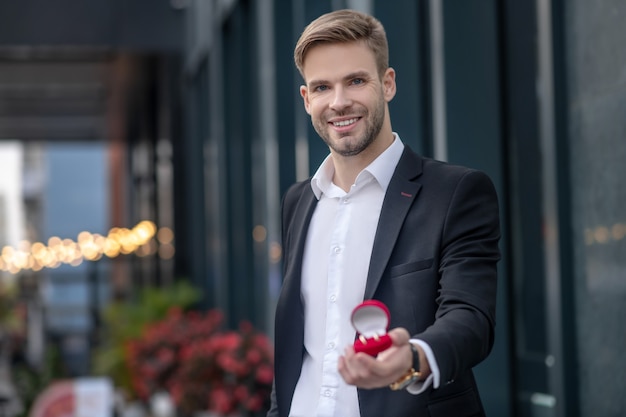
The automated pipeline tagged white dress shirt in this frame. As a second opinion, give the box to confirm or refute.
[289,135,439,417]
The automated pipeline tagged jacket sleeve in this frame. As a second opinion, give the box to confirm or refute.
[417,169,501,385]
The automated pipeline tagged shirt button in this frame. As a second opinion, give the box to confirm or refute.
[324,390,331,397]
[328,342,336,349]
[334,246,341,254]
[329,294,337,303]
[342,198,349,204]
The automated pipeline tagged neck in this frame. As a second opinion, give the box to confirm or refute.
[331,130,394,192]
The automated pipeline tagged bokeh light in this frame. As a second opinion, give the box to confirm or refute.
[0,220,175,274]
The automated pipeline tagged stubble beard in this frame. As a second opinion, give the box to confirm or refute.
[313,94,386,157]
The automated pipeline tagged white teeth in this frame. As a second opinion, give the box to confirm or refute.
[333,118,358,127]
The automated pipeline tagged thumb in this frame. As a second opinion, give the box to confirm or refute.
[387,327,410,346]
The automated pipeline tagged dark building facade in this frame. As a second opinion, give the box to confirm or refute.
[0,0,624,416]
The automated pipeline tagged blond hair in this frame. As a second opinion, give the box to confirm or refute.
[294,9,389,79]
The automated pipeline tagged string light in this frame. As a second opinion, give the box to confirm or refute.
[0,220,169,274]
[584,222,626,246]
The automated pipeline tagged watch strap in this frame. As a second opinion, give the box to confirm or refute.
[410,342,420,373]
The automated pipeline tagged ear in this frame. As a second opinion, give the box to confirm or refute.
[382,67,397,102]
[300,85,311,114]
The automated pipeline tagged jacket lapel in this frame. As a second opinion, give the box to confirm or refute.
[363,148,423,300]
[287,187,318,288]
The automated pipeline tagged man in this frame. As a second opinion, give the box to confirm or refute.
[269,9,500,417]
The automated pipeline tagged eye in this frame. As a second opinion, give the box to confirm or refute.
[351,78,364,85]
[313,84,329,92]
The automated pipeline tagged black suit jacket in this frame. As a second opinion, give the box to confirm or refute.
[269,146,500,417]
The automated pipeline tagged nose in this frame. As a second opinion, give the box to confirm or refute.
[330,86,351,110]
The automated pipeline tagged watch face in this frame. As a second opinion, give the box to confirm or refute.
[389,369,420,391]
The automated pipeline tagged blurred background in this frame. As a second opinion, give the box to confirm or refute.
[0,0,624,416]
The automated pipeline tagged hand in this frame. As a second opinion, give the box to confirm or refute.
[338,327,414,389]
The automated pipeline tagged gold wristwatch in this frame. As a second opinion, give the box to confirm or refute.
[389,343,421,391]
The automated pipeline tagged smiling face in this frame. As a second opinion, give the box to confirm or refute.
[300,41,396,160]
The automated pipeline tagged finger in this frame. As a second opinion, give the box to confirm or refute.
[339,351,372,385]
[337,355,354,383]
[387,327,410,345]
[341,350,380,383]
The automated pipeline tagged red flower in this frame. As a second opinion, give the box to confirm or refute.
[210,387,234,414]
[246,393,264,412]
[233,384,249,402]
[124,307,274,414]
[255,364,274,385]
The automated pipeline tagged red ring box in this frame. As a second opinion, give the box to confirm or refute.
[351,300,392,356]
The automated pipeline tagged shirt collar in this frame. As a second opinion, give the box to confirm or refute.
[310,133,405,200]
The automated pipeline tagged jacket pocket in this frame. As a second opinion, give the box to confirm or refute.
[388,258,434,278]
